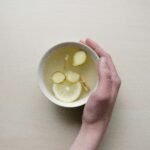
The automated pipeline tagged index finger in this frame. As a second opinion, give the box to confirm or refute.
[85,38,108,57]
[85,38,120,83]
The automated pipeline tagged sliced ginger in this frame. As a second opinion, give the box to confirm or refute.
[66,71,80,83]
[80,76,90,92]
[52,71,65,83]
[73,51,87,66]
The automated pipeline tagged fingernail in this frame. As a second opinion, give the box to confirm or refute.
[80,40,85,44]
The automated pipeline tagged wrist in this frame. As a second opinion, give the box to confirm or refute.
[71,121,107,150]
[81,121,107,141]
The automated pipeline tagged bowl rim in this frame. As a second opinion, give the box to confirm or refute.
[38,41,99,108]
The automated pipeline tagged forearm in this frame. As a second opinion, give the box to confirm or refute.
[70,120,108,150]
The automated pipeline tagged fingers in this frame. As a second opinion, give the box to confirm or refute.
[96,57,121,104]
[85,38,108,57]
[83,58,112,123]
[107,57,121,100]
[80,38,106,57]
[80,40,85,44]
[80,38,121,101]
[95,57,112,100]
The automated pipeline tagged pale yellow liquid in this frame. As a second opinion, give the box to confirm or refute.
[44,45,98,101]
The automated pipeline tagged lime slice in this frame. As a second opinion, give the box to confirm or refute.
[73,51,87,66]
[66,71,80,83]
[52,81,82,102]
[52,71,65,83]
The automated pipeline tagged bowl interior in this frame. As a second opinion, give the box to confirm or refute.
[38,42,99,108]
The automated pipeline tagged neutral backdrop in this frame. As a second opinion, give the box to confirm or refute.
[0,0,150,150]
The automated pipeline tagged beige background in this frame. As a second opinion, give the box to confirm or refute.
[0,0,150,150]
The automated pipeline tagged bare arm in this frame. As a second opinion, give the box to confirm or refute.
[70,38,121,150]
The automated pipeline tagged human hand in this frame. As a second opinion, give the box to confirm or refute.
[71,38,121,150]
[82,38,121,125]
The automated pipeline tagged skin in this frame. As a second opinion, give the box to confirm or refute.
[70,38,121,150]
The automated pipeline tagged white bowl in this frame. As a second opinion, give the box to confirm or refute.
[38,42,99,108]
